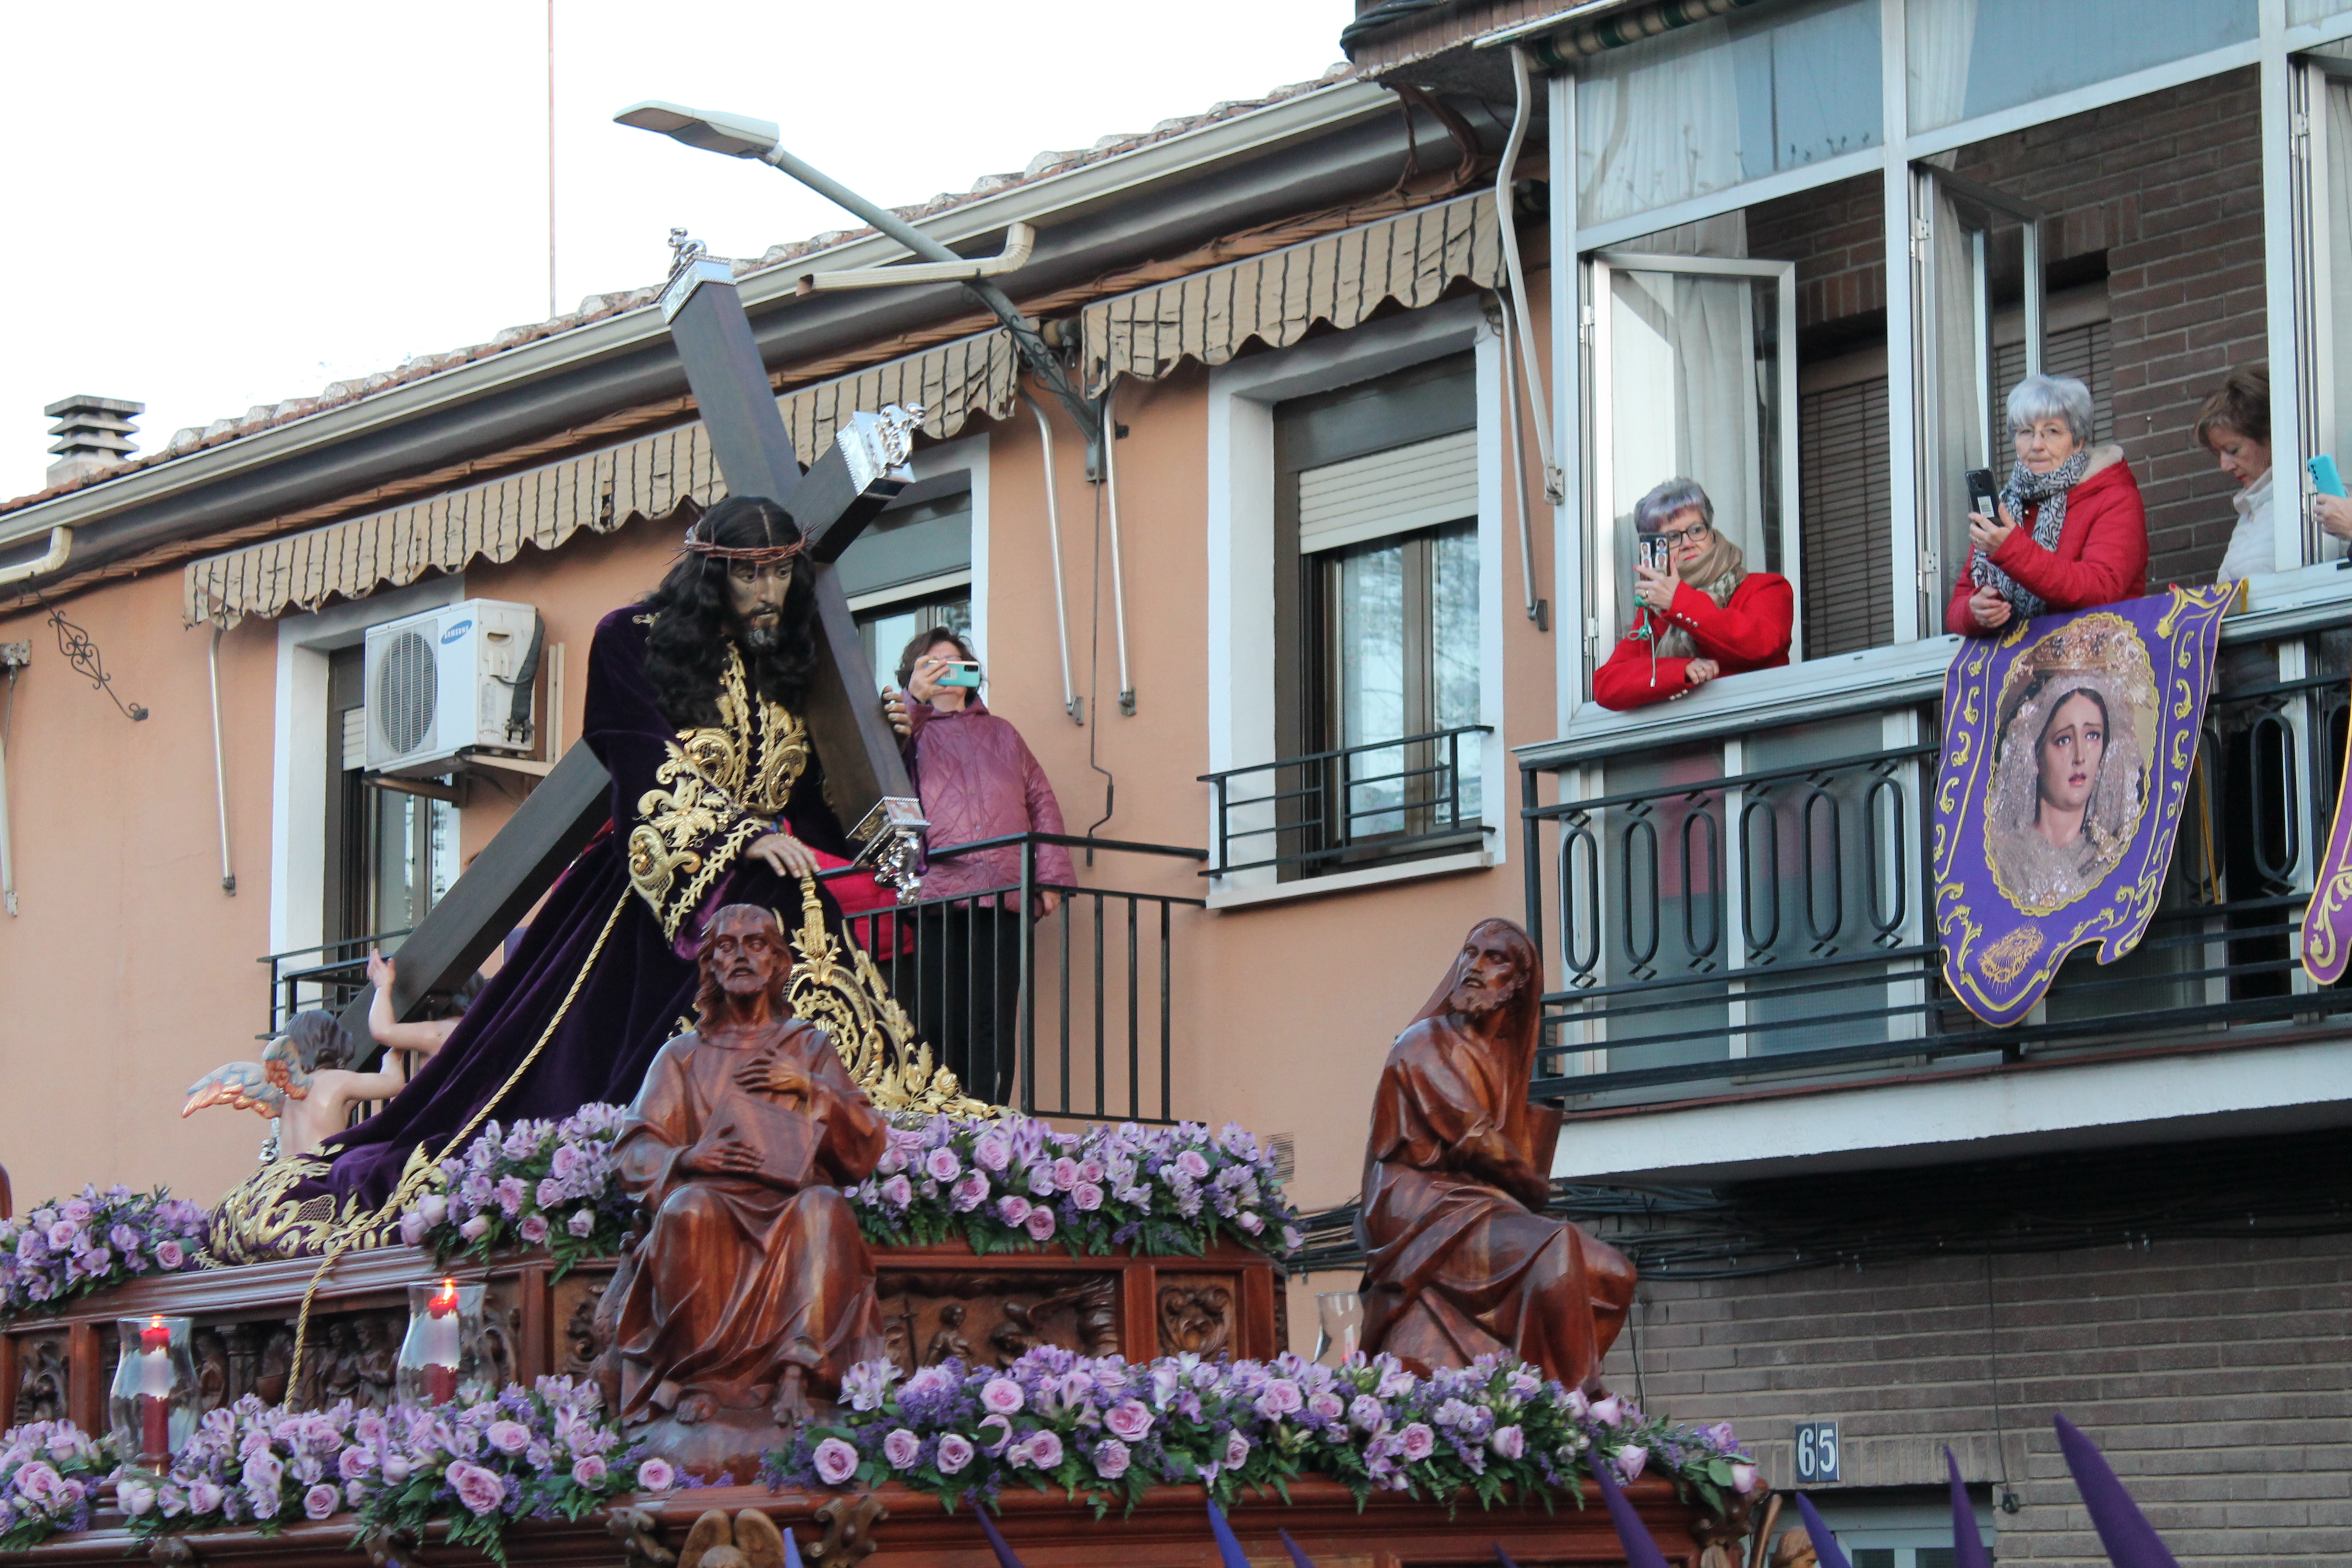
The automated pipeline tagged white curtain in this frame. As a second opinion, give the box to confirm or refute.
[1906,0,1981,135]
[1924,177,1991,596]
[2328,77,2352,563]
[1609,269,1764,625]
[1578,19,1744,226]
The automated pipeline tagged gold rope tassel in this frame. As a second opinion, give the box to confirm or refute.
[286,889,633,1396]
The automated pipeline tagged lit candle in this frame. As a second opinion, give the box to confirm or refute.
[138,1316,172,1461]
[422,1280,460,1403]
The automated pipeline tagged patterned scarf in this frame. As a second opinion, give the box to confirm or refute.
[1652,531,1748,660]
[1972,448,2093,622]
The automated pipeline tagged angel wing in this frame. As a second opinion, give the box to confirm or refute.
[181,1061,282,1119]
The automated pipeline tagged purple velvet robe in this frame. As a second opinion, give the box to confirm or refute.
[296,606,855,1213]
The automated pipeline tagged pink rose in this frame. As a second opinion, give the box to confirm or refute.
[418,1195,449,1226]
[119,1480,156,1517]
[950,1173,992,1212]
[1490,1424,1525,1461]
[154,1239,186,1270]
[447,1461,505,1517]
[1026,1205,1057,1242]
[973,1130,1013,1171]
[935,1433,974,1474]
[1732,1462,1758,1494]
[1564,1388,1591,1419]
[571,1456,608,1489]
[1092,1438,1131,1479]
[399,1212,428,1247]
[1176,1149,1211,1180]
[1588,1395,1625,1426]
[1019,1430,1064,1469]
[486,1420,531,1455]
[813,1438,861,1486]
[924,1147,962,1181]
[1614,1445,1649,1483]
[1255,1378,1302,1417]
[1398,1423,1435,1462]
[879,1174,913,1207]
[518,1213,550,1245]
[1076,1159,1105,1185]
[459,1215,493,1242]
[635,1457,677,1491]
[568,1210,596,1238]
[882,1428,921,1470]
[981,1377,1026,1415]
[1223,1431,1250,1469]
[1071,1183,1104,1212]
[1308,1390,1344,1422]
[304,1482,340,1520]
[1051,1157,1080,1189]
[996,1195,1032,1226]
[189,1480,224,1516]
[1104,1399,1154,1441]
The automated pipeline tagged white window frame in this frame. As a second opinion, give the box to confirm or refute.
[268,574,466,959]
[845,432,990,665]
[1204,295,1508,906]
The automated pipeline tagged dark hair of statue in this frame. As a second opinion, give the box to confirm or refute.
[895,625,977,690]
[284,1009,359,1073]
[642,496,820,727]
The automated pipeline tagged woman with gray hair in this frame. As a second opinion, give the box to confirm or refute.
[1946,373,2147,636]
[1594,477,1793,710]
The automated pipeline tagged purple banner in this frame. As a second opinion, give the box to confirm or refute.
[1935,587,2233,1027]
[2302,696,2352,982]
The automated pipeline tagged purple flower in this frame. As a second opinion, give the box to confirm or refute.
[303,1482,340,1520]
[980,1377,1025,1415]
[1349,1394,1385,1431]
[812,1438,860,1486]
[1025,1206,1057,1242]
[447,1461,505,1516]
[1104,1399,1154,1441]
[485,1420,531,1455]
[635,1457,677,1491]
[517,1214,551,1245]
[1490,1424,1525,1460]
[571,1456,609,1489]
[1091,1438,1131,1479]
[882,1429,921,1470]
[935,1433,974,1474]
[1398,1423,1435,1462]
[1613,1446,1648,1482]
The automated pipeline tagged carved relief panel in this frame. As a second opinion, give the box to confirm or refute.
[875,1271,1121,1374]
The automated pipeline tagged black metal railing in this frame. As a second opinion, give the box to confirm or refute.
[1201,724,1491,878]
[1519,631,2352,1108]
[259,928,412,1039]
[827,832,1206,1123]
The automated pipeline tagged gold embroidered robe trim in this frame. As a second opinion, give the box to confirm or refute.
[625,645,812,939]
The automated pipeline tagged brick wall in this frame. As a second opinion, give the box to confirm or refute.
[1746,174,1888,336]
[1629,1234,2352,1565]
[1953,69,2267,590]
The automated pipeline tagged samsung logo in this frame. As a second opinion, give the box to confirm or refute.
[440,619,473,644]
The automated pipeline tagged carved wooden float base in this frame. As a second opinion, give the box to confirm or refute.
[14,1476,1705,1568]
[3,1240,1284,1434]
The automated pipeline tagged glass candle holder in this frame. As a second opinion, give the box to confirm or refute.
[108,1315,197,1465]
[396,1279,485,1405]
[1313,1290,1364,1367]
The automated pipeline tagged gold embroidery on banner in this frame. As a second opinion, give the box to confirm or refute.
[784,880,996,1118]
[1978,925,2044,984]
[206,1155,374,1265]
[627,643,812,938]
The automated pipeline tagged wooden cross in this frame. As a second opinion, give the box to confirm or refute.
[339,249,919,1040]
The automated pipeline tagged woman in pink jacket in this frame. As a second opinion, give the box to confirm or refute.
[883,628,1074,1104]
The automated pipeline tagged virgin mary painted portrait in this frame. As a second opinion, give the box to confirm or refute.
[1982,614,2159,917]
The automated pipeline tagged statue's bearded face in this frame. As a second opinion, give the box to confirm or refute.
[704,911,787,1004]
[725,560,792,651]
[1449,933,1526,1019]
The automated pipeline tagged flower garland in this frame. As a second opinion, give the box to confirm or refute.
[0,1420,105,1550]
[122,1378,673,1565]
[402,1108,1302,1266]
[766,1348,1757,1520]
[0,1186,209,1321]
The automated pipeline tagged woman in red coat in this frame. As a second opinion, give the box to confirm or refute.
[1947,373,2148,636]
[1593,478,1794,711]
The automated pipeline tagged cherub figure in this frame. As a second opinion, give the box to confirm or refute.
[182,1010,415,1158]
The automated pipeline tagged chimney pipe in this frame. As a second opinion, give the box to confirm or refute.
[43,395,143,488]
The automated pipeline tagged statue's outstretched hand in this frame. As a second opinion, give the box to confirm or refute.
[682,1136,762,1178]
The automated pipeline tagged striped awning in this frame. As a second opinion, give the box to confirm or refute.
[1079,192,1502,396]
[184,330,1017,626]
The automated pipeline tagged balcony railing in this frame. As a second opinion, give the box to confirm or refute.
[1519,619,2352,1109]
[825,832,1206,1123]
[259,928,412,1039]
[1201,724,1491,878]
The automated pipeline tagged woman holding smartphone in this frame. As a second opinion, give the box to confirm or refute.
[882,629,1072,1104]
[1592,477,1793,711]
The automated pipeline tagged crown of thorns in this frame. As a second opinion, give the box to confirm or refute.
[682,515,805,564]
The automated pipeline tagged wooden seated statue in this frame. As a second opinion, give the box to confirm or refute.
[598,903,886,1466]
[1356,918,1637,1391]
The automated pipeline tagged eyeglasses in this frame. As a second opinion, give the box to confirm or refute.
[1657,521,1710,547]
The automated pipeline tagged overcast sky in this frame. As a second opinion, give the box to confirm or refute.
[0,2,1348,501]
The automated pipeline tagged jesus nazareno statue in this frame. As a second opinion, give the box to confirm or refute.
[1356,919,1638,1392]
[212,496,909,1261]
[603,903,885,1448]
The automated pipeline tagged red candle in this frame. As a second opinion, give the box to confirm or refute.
[421,1280,461,1404]
[137,1317,172,1460]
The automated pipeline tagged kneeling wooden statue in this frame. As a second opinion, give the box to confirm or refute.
[597,903,886,1472]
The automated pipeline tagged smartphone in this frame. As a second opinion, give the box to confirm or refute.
[934,660,983,689]
[1964,467,2000,518]
[2311,454,2346,498]
[1636,533,1669,576]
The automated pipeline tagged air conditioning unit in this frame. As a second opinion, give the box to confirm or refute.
[362,598,541,777]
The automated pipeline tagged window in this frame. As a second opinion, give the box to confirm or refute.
[325,645,458,945]
[842,475,974,690]
[1274,353,1483,872]
[1907,0,2257,133]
